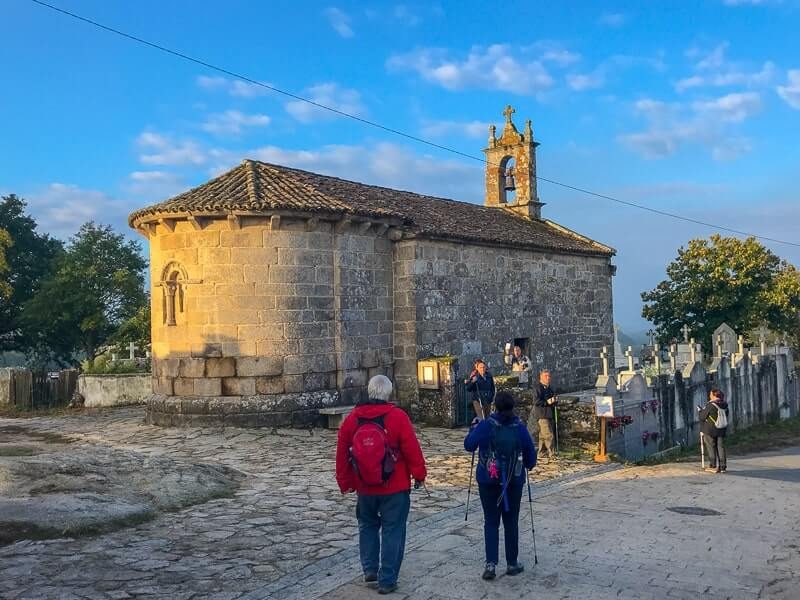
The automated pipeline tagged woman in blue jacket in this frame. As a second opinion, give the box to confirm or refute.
[464,391,537,580]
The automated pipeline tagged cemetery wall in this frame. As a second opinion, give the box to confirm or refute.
[78,373,151,408]
[602,352,799,462]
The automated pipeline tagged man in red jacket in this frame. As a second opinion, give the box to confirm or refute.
[336,375,427,595]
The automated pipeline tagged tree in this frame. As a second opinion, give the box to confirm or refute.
[107,303,151,354]
[0,228,11,300]
[0,194,64,351]
[23,222,147,366]
[641,235,800,348]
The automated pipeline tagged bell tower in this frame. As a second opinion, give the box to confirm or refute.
[483,105,544,220]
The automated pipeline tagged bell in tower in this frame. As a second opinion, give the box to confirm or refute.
[483,105,545,220]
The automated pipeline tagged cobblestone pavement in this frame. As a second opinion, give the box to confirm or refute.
[0,407,596,599]
[312,448,800,600]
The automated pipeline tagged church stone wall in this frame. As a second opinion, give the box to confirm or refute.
[147,216,393,426]
[394,239,613,408]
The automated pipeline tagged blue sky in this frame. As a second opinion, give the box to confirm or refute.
[2,0,799,332]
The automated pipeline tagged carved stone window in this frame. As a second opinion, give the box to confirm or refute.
[157,262,200,326]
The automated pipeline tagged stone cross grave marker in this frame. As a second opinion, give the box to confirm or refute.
[625,346,634,372]
[758,325,769,356]
[128,342,137,361]
[600,346,609,377]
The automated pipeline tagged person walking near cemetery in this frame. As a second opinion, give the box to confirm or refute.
[464,391,537,580]
[335,375,428,595]
[510,345,532,387]
[466,359,496,419]
[532,370,558,459]
[698,388,729,473]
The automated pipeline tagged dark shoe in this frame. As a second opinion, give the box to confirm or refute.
[482,562,496,580]
[720,467,727,473]
[364,573,377,583]
[377,583,397,594]
[506,562,525,576]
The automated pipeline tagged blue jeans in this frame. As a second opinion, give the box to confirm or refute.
[478,483,523,565]
[356,491,411,587]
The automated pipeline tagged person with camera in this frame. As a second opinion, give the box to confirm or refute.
[466,359,496,419]
[698,388,729,473]
[510,345,532,387]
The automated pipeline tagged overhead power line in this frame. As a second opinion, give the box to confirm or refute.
[27,0,800,248]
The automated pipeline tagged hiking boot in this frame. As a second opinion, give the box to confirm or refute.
[506,562,525,576]
[716,467,722,473]
[364,573,377,583]
[377,583,397,594]
[482,562,496,580]
[720,467,727,473]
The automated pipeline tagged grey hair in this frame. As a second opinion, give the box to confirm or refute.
[368,375,393,401]
[539,369,550,377]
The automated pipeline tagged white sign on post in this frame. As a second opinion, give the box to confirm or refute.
[595,395,615,418]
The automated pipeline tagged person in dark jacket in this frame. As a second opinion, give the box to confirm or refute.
[465,359,496,418]
[531,370,558,458]
[698,388,729,473]
[464,391,537,580]
[336,375,427,595]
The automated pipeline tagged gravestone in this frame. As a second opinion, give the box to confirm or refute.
[712,323,737,356]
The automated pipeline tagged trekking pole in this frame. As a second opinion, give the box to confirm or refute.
[554,404,559,454]
[465,450,476,521]
[525,467,538,565]
[700,431,705,470]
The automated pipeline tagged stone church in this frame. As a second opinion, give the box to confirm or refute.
[129,106,615,426]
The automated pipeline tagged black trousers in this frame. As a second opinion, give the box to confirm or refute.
[704,434,727,469]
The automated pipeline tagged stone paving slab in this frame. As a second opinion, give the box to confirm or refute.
[0,407,598,599]
[313,448,800,600]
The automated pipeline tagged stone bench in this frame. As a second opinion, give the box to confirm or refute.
[318,406,355,429]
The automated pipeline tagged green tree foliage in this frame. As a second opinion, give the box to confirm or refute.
[107,303,151,353]
[23,222,147,366]
[642,235,800,348]
[0,195,63,351]
[0,228,12,300]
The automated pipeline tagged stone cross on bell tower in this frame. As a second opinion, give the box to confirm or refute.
[483,105,544,219]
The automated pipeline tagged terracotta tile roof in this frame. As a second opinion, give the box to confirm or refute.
[128,159,614,256]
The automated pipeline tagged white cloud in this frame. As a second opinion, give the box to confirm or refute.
[540,49,582,67]
[324,7,354,38]
[24,184,134,240]
[387,45,553,94]
[566,70,605,91]
[723,0,780,5]
[200,110,271,136]
[619,94,759,161]
[692,92,762,122]
[125,171,186,201]
[599,12,628,27]
[420,119,487,139]
[136,132,207,166]
[207,142,482,202]
[285,83,365,123]
[676,43,776,92]
[392,5,421,26]
[777,69,800,108]
[196,75,269,98]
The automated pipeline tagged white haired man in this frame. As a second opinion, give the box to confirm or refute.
[335,375,427,595]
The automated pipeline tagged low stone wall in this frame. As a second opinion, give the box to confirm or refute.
[78,374,151,408]
[145,390,339,428]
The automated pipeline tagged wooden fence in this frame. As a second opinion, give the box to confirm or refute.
[4,369,78,410]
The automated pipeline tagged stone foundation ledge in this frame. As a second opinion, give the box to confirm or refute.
[145,390,340,428]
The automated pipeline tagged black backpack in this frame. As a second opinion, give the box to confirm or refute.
[484,417,523,483]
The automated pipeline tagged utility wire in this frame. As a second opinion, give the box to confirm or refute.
[27,0,800,248]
